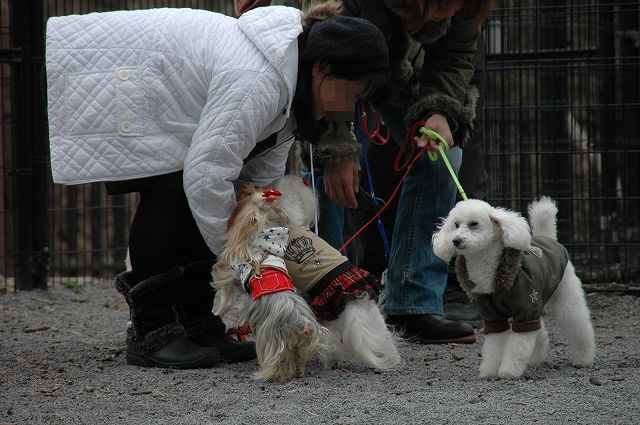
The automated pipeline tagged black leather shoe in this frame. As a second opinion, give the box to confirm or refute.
[387,314,476,344]
[190,333,257,363]
[445,301,483,329]
[126,337,221,369]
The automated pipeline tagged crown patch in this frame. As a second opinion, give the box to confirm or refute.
[284,236,316,264]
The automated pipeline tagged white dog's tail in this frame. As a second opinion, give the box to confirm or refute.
[341,299,401,371]
[528,196,558,240]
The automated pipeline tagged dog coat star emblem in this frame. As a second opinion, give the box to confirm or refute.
[529,288,539,303]
[528,246,543,259]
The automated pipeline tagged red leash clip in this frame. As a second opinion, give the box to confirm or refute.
[359,101,391,146]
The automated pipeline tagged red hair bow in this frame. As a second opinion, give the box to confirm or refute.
[261,188,281,203]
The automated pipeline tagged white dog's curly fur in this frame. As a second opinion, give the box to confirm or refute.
[212,186,325,382]
[271,175,401,372]
[432,197,595,379]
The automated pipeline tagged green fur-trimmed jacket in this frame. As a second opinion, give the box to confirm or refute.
[455,237,570,334]
[273,0,481,163]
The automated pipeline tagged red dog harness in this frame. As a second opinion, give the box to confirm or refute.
[245,267,295,300]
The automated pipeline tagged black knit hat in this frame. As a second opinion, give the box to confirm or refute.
[301,16,389,79]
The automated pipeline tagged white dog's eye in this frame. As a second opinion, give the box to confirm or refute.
[469,221,479,228]
[454,222,460,229]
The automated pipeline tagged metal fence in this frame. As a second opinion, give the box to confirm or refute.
[0,0,638,292]
[484,0,639,289]
[0,0,236,292]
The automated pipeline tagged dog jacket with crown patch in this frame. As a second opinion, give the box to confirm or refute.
[456,236,570,334]
[284,226,381,321]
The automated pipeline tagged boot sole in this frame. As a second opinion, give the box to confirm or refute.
[444,316,484,329]
[126,351,220,369]
[220,354,257,363]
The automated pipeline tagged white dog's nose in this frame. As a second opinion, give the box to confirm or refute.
[452,238,462,247]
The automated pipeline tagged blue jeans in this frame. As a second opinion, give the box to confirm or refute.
[375,105,462,316]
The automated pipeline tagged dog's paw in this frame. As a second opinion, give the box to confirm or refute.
[479,370,498,379]
[497,370,523,380]
[321,358,340,370]
[479,363,498,379]
[497,364,525,380]
[571,354,594,369]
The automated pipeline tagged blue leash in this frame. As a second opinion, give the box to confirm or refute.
[355,101,391,258]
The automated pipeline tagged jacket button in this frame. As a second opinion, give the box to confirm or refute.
[121,121,133,132]
[118,69,130,80]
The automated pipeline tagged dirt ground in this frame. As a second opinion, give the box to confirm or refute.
[1,280,639,425]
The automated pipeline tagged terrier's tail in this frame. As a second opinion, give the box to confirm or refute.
[528,196,558,240]
[341,299,401,371]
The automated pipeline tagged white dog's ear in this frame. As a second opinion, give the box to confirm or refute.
[489,207,532,250]
[432,218,456,262]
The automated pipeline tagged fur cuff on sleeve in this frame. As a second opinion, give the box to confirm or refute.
[308,122,361,164]
[313,139,361,164]
[406,86,479,146]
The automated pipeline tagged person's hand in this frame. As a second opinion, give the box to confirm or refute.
[323,159,359,209]
[414,113,454,151]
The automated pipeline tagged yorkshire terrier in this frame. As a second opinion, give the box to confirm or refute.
[271,175,401,371]
[212,185,324,382]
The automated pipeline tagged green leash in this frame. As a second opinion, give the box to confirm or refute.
[419,127,468,201]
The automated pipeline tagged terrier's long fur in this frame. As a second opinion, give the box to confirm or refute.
[271,175,401,371]
[432,197,595,379]
[212,186,324,381]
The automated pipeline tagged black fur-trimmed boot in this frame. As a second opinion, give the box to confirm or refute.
[176,260,257,363]
[115,268,221,369]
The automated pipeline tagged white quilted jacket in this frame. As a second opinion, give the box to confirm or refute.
[46,6,302,255]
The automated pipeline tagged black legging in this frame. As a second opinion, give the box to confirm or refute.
[345,138,402,276]
[106,171,215,282]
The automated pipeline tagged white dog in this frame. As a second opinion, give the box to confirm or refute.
[212,185,324,381]
[271,175,401,372]
[432,197,595,379]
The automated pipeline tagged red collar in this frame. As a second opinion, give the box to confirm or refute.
[246,267,295,300]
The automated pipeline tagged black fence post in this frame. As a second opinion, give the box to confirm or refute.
[91,183,103,277]
[539,1,569,200]
[11,0,50,290]
[618,4,640,281]
[597,2,620,275]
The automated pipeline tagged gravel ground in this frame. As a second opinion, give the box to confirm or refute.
[1,280,639,425]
